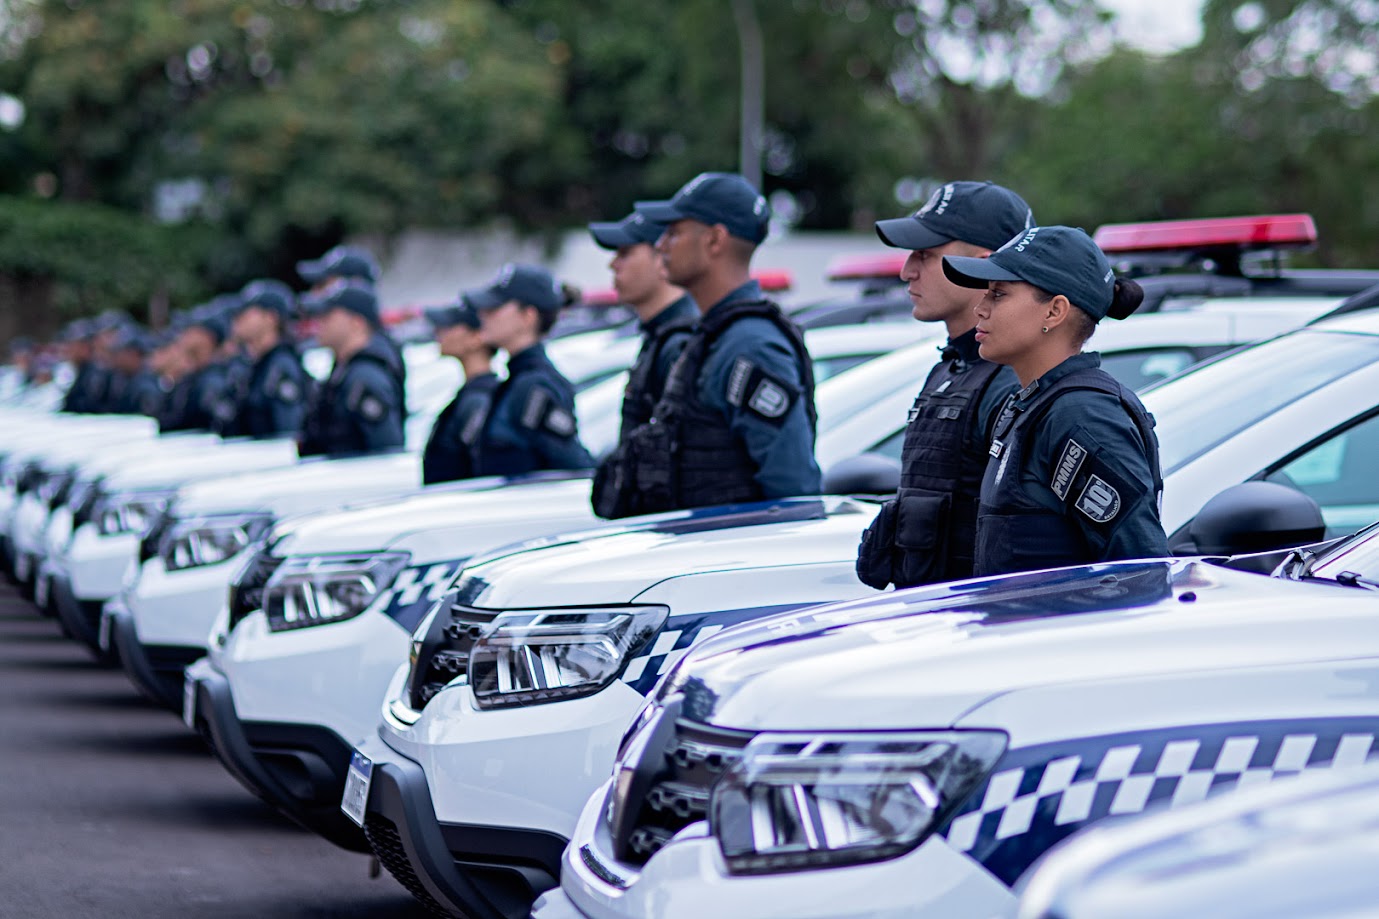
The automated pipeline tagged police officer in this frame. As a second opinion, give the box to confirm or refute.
[420,295,500,485]
[942,225,1168,575]
[619,172,820,512]
[222,279,311,439]
[296,244,406,399]
[104,327,163,417]
[162,309,231,432]
[587,210,698,518]
[59,320,103,413]
[468,263,594,476]
[855,181,1033,590]
[298,279,406,457]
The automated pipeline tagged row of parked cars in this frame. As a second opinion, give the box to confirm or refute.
[4,216,1379,918]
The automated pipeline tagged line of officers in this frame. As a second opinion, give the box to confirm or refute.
[47,171,1169,583]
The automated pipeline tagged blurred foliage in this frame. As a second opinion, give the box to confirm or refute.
[0,0,1377,327]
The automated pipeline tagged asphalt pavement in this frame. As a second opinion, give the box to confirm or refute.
[0,580,430,918]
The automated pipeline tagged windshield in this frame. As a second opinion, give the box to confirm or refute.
[1141,330,1379,474]
[1310,524,1379,583]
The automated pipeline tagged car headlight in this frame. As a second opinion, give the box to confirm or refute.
[94,489,176,536]
[469,605,668,710]
[37,469,74,507]
[710,730,1007,874]
[160,513,275,571]
[262,552,410,632]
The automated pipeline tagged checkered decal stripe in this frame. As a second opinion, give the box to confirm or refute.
[940,716,1379,886]
[620,603,814,695]
[374,560,465,630]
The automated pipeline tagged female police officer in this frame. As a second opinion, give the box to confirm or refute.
[468,263,594,476]
[941,225,1168,576]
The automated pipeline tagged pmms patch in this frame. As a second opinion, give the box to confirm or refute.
[1050,439,1087,501]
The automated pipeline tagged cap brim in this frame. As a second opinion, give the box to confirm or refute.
[942,255,1024,289]
[467,286,506,312]
[634,200,688,226]
[589,222,640,250]
[875,217,953,251]
[424,307,475,329]
[296,258,326,283]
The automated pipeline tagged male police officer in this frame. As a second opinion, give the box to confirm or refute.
[620,172,820,512]
[223,279,311,439]
[420,296,500,485]
[104,328,163,417]
[587,210,698,518]
[162,309,231,432]
[298,279,406,457]
[59,320,104,414]
[855,180,1035,590]
[297,243,406,399]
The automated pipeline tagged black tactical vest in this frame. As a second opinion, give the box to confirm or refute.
[620,299,815,516]
[889,346,1007,585]
[974,367,1163,577]
[299,337,400,456]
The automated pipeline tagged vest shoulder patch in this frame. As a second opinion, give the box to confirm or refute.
[1051,439,1088,501]
[1076,474,1121,523]
[724,357,798,426]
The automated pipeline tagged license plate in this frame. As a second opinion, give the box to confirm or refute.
[182,676,198,729]
[34,573,49,610]
[341,750,373,827]
[14,552,31,583]
[98,609,114,653]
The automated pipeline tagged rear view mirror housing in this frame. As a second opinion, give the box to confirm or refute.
[823,454,901,497]
[1173,481,1326,558]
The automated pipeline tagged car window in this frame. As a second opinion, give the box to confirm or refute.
[867,428,905,462]
[1142,331,1379,475]
[1263,411,1379,539]
[813,354,874,385]
[1100,348,1199,391]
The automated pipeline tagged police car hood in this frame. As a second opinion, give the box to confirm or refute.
[175,451,421,516]
[270,475,595,556]
[99,439,301,492]
[458,497,879,610]
[667,559,1379,731]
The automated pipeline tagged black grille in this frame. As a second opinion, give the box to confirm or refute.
[614,719,753,866]
[227,549,283,630]
[140,512,176,563]
[404,593,497,711]
[71,481,103,529]
[364,814,456,918]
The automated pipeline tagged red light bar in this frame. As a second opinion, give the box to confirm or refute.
[826,252,906,281]
[753,269,793,292]
[579,288,620,307]
[1094,214,1317,253]
[380,305,422,326]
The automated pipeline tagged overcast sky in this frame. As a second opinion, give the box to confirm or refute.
[1107,0,1207,52]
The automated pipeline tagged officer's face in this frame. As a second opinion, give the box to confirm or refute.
[972,281,1047,364]
[436,323,484,359]
[315,307,356,351]
[656,219,714,287]
[609,243,663,307]
[477,301,538,350]
[232,305,275,345]
[901,241,986,326]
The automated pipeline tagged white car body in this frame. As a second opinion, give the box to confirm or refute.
[547,525,1379,919]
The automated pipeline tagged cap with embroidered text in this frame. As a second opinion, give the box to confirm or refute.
[424,293,482,331]
[876,181,1035,253]
[238,279,296,318]
[467,263,564,315]
[296,245,380,285]
[635,172,770,244]
[943,225,1124,320]
[589,211,665,250]
[300,278,381,326]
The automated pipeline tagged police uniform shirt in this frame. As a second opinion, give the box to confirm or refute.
[981,352,1168,570]
[473,344,593,477]
[298,334,405,457]
[696,280,822,498]
[234,342,310,439]
[182,363,231,432]
[422,371,500,485]
[126,371,165,418]
[641,296,698,407]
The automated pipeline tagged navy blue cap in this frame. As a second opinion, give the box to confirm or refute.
[188,307,230,345]
[238,279,296,318]
[876,181,1035,252]
[111,327,152,354]
[589,211,665,250]
[300,277,381,326]
[296,245,380,284]
[8,336,33,354]
[635,172,770,244]
[424,293,482,331]
[92,309,132,334]
[468,263,564,315]
[943,225,1121,320]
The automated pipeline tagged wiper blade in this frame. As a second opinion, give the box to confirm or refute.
[1333,570,1379,591]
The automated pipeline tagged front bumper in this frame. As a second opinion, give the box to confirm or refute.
[354,732,568,919]
[555,779,1018,919]
[66,524,138,603]
[127,554,240,648]
[108,605,205,711]
[183,657,371,853]
[52,573,116,662]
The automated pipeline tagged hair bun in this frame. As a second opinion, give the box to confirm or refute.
[1106,278,1144,320]
[559,282,581,308]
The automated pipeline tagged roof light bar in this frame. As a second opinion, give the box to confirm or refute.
[826,253,907,282]
[1094,214,1317,253]
[753,269,794,293]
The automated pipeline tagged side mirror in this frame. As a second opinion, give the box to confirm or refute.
[822,454,900,496]
[1174,481,1325,557]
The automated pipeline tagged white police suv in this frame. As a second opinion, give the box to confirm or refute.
[543,514,1379,919]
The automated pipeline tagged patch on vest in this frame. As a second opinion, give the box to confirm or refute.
[1076,475,1121,523]
[544,406,576,437]
[277,378,301,404]
[520,388,549,430]
[1050,439,1087,501]
[725,357,798,426]
[358,394,386,422]
[993,445,1011,484]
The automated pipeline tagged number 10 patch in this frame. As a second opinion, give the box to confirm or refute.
[1076,475,1122,523]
